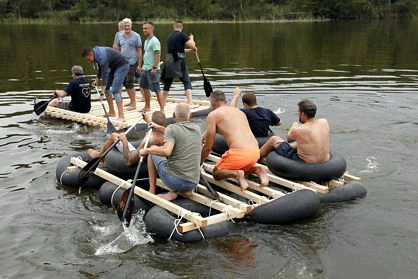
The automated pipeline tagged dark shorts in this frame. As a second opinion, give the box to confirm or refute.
[274,142,304,162]
[123,64,137,90]
[58,102,71,110]
[139,70,161,93]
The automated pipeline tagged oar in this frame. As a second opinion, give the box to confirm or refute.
[95,85,117,134]
[117,128,152,227]
[200,167,222,202]
[195,51,213,97]
[78,117,142,187]
[33,95,55,115]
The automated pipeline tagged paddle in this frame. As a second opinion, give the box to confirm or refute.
[195,51,213,97]
[117,128,152,227]
[200,167,222,202]
[78,117,142,187]
[33,95,55,115]
[95,85,117,134]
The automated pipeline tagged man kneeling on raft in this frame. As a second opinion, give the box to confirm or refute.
[260,99,330,163]
[201,90,269,191]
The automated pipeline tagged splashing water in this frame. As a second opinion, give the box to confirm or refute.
[273,108,285,114]
[94,215,153,255]
[360,156,379,173]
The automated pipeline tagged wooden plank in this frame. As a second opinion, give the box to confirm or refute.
[70,157,207,228]
[156,179,246,219]
[200,169,271,205]
[44,96,210,131]
[206,154,330,193]
[202,163,286,198]
[343,173,362,181]
[195,184,254,213]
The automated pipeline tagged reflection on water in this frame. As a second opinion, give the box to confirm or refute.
[0,22,417,278]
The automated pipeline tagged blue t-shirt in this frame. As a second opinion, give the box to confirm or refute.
[241,107,280,137]
[113,31,142,65]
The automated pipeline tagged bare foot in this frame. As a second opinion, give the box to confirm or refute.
[189,104,199,109]
[126,106,137,111]
[254,166,269,187]
[236,170,248,191]
[158,191,178,201]
[117,117,126,122]
[87,148,101,158]
[138,107,151,113]
[105,113,116,117]
[124,103,132,107]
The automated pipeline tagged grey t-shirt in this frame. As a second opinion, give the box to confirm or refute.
[164,121,201,184]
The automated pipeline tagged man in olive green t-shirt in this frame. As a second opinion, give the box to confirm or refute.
[139,102,201,201]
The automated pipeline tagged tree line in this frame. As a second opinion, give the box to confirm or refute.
[1,0,417,22]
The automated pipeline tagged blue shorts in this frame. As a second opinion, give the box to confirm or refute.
[104,63,129,103]
[151,155,196,192]
[274,142,304,162]
[139,70,161,93]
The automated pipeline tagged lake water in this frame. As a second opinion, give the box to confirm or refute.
[0,21,417,278]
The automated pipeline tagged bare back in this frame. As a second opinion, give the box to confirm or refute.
[288,118,330,163]
[208,106,258,149]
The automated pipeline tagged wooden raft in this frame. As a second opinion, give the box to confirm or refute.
[44,97,210,131]
[69,156,305,233]
[69,152,361,233]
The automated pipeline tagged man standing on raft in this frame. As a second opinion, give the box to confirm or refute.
[201,90,269,191]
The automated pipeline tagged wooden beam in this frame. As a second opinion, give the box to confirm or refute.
[70,157,207,228]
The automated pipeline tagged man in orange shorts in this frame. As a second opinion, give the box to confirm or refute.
[201,90,269,190]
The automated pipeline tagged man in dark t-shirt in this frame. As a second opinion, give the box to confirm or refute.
[49,65,91,113]
[230,87,281,137]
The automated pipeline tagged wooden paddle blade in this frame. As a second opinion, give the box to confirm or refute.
[116,189,130,221]
[107,119,117,134]
[204,78,213,97]
[117,189,135,227]
[33,101,48,115]
[78,157,101,185]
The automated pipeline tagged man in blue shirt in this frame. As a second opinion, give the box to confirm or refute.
[82,46,129,122]
[230,87,281,138]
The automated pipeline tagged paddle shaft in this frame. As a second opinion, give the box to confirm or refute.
[195,52,207,78]
[95,85,116,133]
[121,129,153,226]
[79,116,142,181]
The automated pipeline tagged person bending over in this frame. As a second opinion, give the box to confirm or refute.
[259,99,330,163]
[201,90,269,191]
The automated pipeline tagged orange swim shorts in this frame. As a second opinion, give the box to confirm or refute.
[215,148,260,172]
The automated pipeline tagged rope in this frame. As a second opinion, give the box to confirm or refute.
[168,209,187,240]
[110,179,132,210]
[221,205,236,223]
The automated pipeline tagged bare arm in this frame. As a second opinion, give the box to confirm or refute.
[229,87,241,107]
[201,113,217,164]
[287,122,299,142]
[139,141,174,158]
[137,47,143,72]
[53,89,68,98]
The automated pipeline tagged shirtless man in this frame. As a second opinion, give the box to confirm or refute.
[201,90,269,191]
[259,99,330,163]
[88,111,167,166]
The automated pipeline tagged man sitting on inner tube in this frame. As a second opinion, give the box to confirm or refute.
[259,99,330,163]
[229,86,281,137]
[88,111,167,166]
[201,90,269,191]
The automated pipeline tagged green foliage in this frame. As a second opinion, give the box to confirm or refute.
[0,0,416,22]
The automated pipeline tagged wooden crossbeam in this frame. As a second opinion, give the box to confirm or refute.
[200,168,271,205]
[206,154,330,193]
[70,157,207,229]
